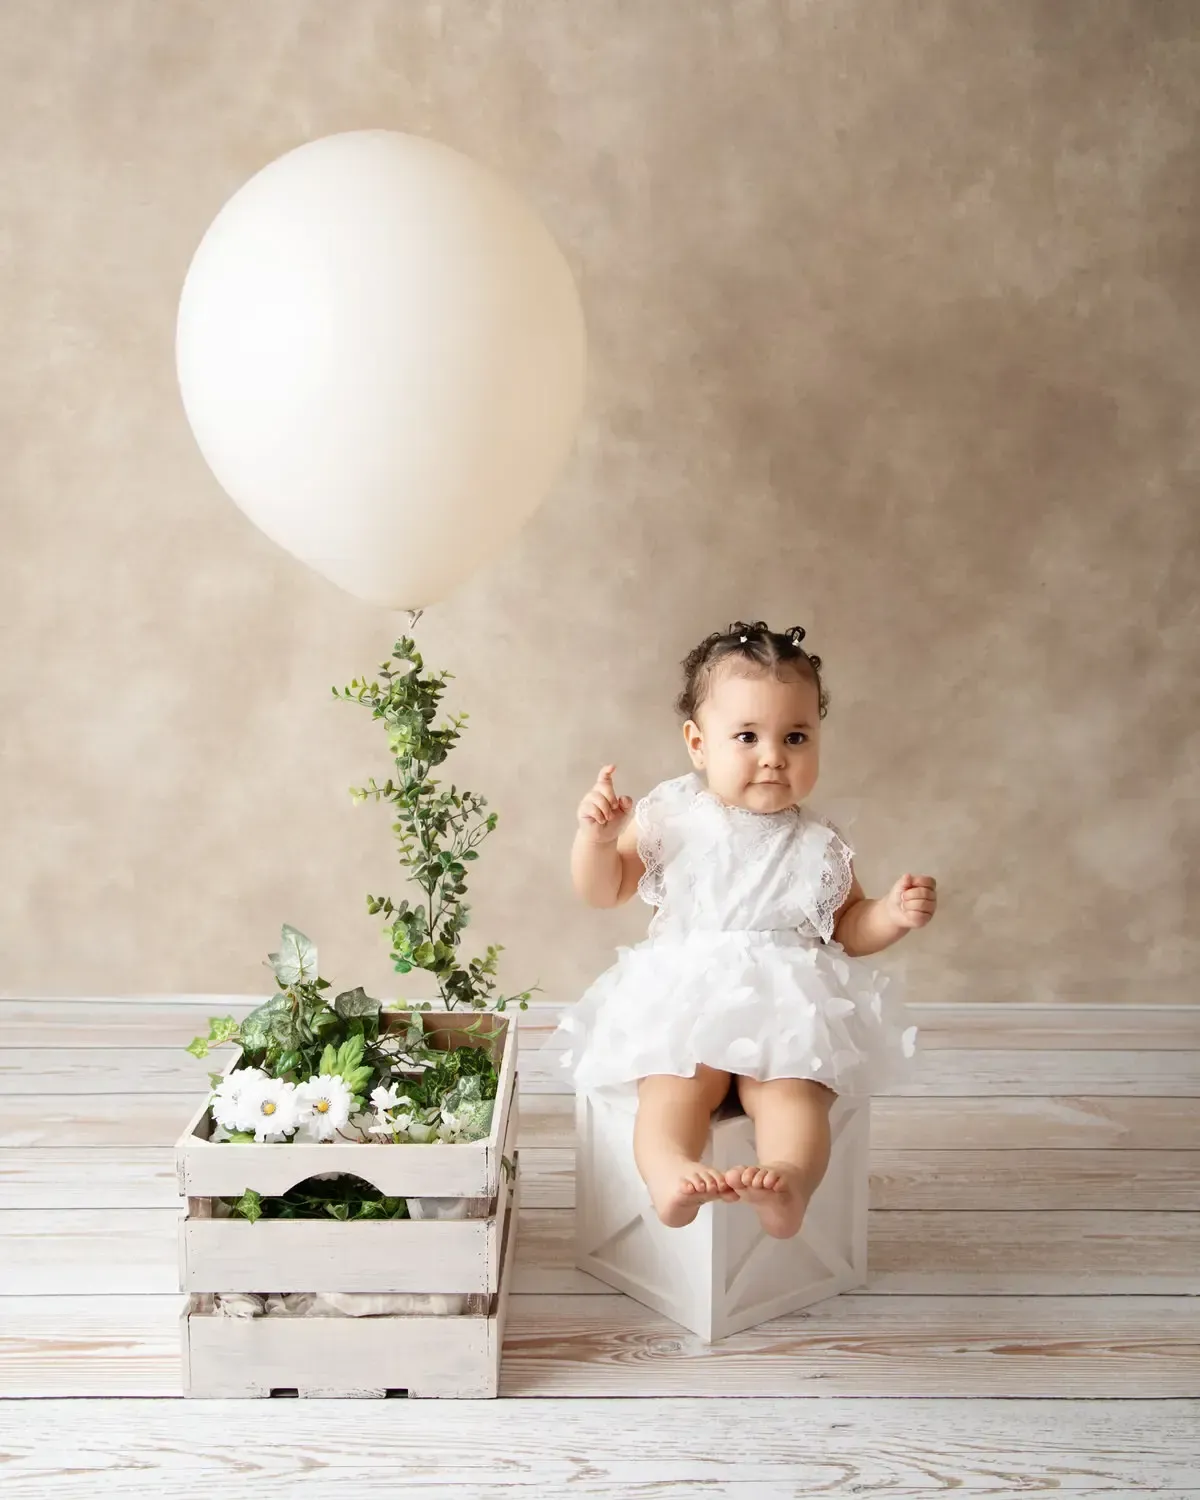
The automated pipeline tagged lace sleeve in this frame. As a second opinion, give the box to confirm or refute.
[634,788,665,909]
[633,775,694,909]
[814,817,855,943]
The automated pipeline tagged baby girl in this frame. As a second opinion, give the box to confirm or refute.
[555,621,936,1240]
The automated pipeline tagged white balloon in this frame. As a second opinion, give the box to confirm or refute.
[176,130,587,609]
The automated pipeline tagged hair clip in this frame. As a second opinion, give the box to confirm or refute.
[739,634,748,643]
[788,626,806,647]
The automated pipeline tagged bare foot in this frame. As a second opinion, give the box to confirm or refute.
[724,1162,808,1239]
[646,1161,738,1228]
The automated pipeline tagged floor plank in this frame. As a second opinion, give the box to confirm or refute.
[515,1093,1200,1151]
[0,1403,1197,1498]
[12,1043,1198,1098]
[6,1206,1196,1297]
[0,1296,183,1397]
[0,1002,257,1049]
[510,1207,1200,1296]
[516,1147,1200,1212]
[5,997,1198,1051]
[0,1050,217,1095]
[502,1294,1200,1399]
[518,1047,1200,1096]
[900,1003,1200,1052]
[4,1295,1198,1405]
[8,1145,1196,1212]
[5,1091,1198,1150]
[0,1150,182,1209]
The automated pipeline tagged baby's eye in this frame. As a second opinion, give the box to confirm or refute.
[735,732,757,744]
[787,732,808,745]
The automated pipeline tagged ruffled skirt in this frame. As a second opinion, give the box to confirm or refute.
[550,929,916,1104]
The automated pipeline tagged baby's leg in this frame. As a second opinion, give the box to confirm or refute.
[634,1065,738,1227]
[726,1076,836,1239]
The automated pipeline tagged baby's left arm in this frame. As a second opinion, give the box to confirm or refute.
[833,869,938,957]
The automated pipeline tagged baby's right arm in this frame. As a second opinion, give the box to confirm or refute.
[571,764,645,908]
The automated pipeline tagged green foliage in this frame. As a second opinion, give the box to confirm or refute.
[232,1188,263,1223]
[185,1015,241,1060]
[315,1031,373,1109]
[335,634,537,1012]
[186,931,388,1091]
[225,1177,409,1222]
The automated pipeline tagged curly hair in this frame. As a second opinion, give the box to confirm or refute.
[675,619,829,722]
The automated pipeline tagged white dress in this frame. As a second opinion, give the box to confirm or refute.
[553,772,917,1102]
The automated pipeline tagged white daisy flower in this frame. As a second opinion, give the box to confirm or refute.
[438,1105,472,1141]
[296,1074,353,1141]
[239,1075,300,1142]
[370,1082,403,1114]
[369,1109,415,1137]
[367,1082,418,1138]
[209,1067,267,1132]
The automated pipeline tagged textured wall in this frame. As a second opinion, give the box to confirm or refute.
[1,0,1196,1008]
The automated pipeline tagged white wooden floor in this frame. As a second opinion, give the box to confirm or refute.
[1,997,1198,1497]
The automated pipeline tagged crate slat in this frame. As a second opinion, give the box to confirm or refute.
[182,1164,520,1399]
[181,1102,518,1295]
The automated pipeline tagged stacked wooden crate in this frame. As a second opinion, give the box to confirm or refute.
[575,1086,869,1342]
[176,1010,518,1398]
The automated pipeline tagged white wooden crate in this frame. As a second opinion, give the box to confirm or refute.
[180,1093,518,1295]
[575,1087,869,1342]
[182,1163,519,1398]
[177,1009,517,1200]
[176,1009,519,1398]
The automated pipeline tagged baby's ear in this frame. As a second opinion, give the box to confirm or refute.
[681,720,705,766]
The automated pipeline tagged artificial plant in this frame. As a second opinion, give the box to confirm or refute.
[337,628,536,1013]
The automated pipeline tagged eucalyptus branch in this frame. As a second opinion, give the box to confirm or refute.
[335,633,537,1012]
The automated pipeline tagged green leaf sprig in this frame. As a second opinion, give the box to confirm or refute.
[335,634,537,1012]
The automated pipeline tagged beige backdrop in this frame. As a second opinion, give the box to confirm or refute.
[1,0,1197,1011]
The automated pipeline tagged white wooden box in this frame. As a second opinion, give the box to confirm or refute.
[182,1165,519,1398]
[575,1087,869,1342]
[177,1010,517,1201]
[176,1010,519,1398]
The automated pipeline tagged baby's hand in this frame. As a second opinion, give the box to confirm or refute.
[886,873,938,930]
[577,764,633,845]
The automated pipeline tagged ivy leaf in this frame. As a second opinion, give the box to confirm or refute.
[185,1036,210,1060]
[240,993,292,1054]
[232,1189,263,1224]
[206,1016,241,1046]
[267,926,317,986]
[333,987,381,1021]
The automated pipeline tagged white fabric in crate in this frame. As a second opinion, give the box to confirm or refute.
[554,772,917,1101]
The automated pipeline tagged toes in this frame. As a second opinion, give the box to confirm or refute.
[680,1168,728,1198]
[722,1165,796,1195]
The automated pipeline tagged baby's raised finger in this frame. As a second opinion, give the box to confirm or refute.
[586,793,614,821]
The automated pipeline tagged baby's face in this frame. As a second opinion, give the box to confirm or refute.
[683,666,821,812]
